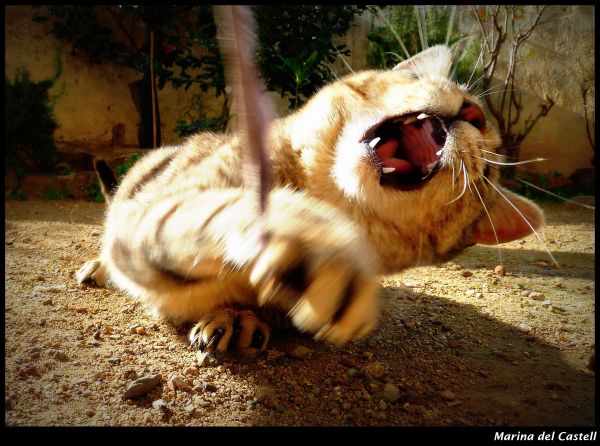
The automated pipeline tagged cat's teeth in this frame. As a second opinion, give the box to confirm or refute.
[417,113,431,120]
[382,167,396,174]
[426,162,438,172]
[368,137,381,148]
[436,149,443,156]
[403,116,417,125]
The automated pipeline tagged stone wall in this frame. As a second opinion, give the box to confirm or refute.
[5,5,595,177]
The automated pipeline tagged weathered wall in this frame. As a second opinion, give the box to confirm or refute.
[4,5,223,151]
[5,5,595,177]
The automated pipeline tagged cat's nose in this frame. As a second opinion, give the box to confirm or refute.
[459,100,486,131]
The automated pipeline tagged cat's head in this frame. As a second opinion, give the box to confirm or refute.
[284,45,545,272]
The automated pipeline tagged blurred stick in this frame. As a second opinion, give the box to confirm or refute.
[213,5,274,236]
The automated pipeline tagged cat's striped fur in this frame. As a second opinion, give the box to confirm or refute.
[77,45,544,354]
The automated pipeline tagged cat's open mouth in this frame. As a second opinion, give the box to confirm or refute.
[363,112,449,190]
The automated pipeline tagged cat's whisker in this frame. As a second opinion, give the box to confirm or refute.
[517,179,595,210]
[466,47,484,91]
[482,175,560,268]
[472,180,503,265]
[474,155,547,166]
[443,160,469,205]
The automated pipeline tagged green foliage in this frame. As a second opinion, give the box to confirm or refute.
[174,116,227,138]
[5,67,61,175]
[84,178,105,203]
[35,6,225,95]
[367,6,482,87]
[511,171,589,202]
[114,152,145,178]
[255,5,370,109]
[5,189,28,201]
[42,185,69,200]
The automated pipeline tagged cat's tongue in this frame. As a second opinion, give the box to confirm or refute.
[375,140,413,174]
[375,118,443,176]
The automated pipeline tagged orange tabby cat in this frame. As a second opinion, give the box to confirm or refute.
[77,45,544,354]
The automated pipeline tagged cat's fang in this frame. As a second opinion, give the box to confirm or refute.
[403,115,417,125]
[417,113,431,120]
[436,149,443,156]
[427,162,438,172]
[368,137,381,148]
[382,167,396,174]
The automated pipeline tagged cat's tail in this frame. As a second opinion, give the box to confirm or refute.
[93,158,118,204]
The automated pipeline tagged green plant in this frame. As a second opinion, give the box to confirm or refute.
[5,189,28,201]
[510,170,588,202]
[43,186,69,200]
[114,153,146,178]
[84,178,105,203]
[367,6,482,86]
[5,52,62,175]
[255,5,370,109]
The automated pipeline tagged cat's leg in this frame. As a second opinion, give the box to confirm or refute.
[102,187,379,351]
[76,259,109,287]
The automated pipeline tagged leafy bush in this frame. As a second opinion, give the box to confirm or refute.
[5,68,61,175]
[367,6,481,86]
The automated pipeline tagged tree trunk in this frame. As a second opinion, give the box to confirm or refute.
[128,77,161,149]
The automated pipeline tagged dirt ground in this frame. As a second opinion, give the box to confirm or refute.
[4,197,595,427]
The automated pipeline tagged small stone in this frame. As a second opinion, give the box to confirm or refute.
[363,352,374,360]
[183,367,198,377]
[49,350,69,362]
[440,390,456,400]
[465,289,476,297]
[91,230,101,236]
[93,330,101,340]
[192,409,203,419]
[461,270,473,278]
[285,344,313,360]
[541,300,552,308]
[102,326,114,335]
[184,404,195,414]
[364,362,386,379]
[42,299,53,306]
[152,399,168,411]
[196,351,218,367]
[123,374,162,399]
[494,265,506,276]
[39,319,47,326]
[529,291,545,301]
[518,323,532,333]
[135,326,146,335]
[255,386,279,409]
[168,375,191,392]
[107,357,121,365]
[348,368,358,377]
[448,339,460,349]
[86,410,95,417]
[204,383,217,393]
[380,383,401,403]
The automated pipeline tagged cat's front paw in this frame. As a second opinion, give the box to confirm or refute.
[189,308,270,354]
[249,237,379,346]
[76,259,109,287]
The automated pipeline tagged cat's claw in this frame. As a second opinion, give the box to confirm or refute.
[189,308,270,354]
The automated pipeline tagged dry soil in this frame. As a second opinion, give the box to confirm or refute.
[4,198,595,427]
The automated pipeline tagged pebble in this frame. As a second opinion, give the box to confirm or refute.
[541,300,552,308]
[518,323,532,333]
[255,386,279,409]
[440,390,456,400]
[39,319,47,326]
[461,271,473,278]
[123,374,162,399]
[42,299,53,306]
[363,352,374,360]
[285,344,313,360]
[364,362,386,379]
[348,368,358,377]
[91,230,101,236]
[380,383,401,403]
[33,284,66,294]
[135,326,146,335]
[448,339,460,349]
[465,289,476,297]
[49,350,69,362]
[204,383,217,393]
[168,375,191,393]
[529,291,545,301]
[184,366,198,377]
[494,265,506,276]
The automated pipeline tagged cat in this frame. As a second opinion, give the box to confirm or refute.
[77,45,544,355]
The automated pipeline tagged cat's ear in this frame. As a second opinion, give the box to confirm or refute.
[470,187,545,245]
[392,45,453,78]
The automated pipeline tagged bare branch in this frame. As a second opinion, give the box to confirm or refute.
[516,96,555,145]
